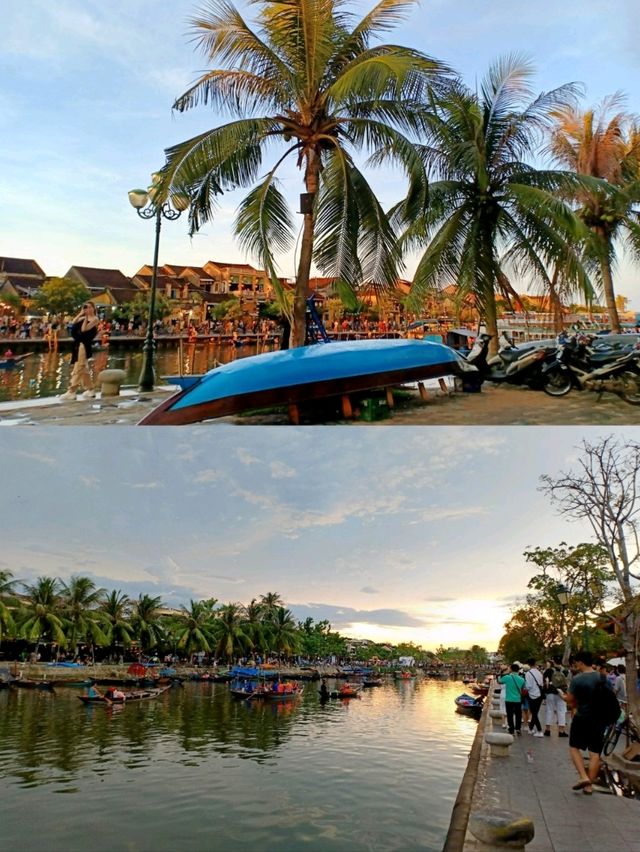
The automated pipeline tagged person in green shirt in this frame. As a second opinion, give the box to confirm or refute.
[498,663,526,735]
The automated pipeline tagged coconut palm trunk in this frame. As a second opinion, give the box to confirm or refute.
[292,154,321,347]
[598,236,621,332]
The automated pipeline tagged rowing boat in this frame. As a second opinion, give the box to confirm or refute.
[78,685,171,704]
[139,339,474,425]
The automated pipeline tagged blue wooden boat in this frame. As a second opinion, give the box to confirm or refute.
[0,352,32,369]
[140,339,474,425]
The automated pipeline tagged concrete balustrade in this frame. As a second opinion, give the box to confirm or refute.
[484,731,514,757]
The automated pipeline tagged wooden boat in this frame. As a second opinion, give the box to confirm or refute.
[9,679,56,691]
[0,352,32,369]
[394,671,417,680]
[321,684,363,699]
[455,694,484,717]
[362,678,383,687]
[471,684,489,697]
[78,685,171,704]
[139,339,474,425]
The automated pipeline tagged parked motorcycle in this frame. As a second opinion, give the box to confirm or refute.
[464,333,555,388]
[542,335,640,404]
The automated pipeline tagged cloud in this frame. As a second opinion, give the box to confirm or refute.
[14,450,57,466]
[360,586,379,595]
[131,482,161,489]
[416,506,488,523]
[235,448,259,466]
[270,461,296,479]
[79,475,100,487]
[291,602,427,629]
[193,469,220,484]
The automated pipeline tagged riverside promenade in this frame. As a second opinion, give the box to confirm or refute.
[446,686,640,852]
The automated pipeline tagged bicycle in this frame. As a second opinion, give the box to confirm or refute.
[602,710,639,757]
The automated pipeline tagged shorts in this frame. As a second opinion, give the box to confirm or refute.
[569,715,606,753]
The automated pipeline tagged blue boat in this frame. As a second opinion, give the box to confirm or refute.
[140,338,473,425]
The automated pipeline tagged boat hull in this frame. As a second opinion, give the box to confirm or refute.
[139,340,471,425]
[78,686,170,704]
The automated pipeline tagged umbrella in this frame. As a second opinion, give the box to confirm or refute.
[606,657,626,667]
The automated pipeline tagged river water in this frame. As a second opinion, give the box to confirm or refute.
[0,679,475,851]
[0,343,271,403]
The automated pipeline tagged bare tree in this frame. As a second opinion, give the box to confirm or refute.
[541,436,640,719]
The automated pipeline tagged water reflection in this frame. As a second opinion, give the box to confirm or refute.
[0,681,475,851]
[0,342,275,402]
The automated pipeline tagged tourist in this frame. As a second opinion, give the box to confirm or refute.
[543,658,569,737]
[613,664,627,708]
[524,658,545,737]
[560,650,605,794]
[59,301,99,400]
[320,679,329,700]
[498,663,525,736]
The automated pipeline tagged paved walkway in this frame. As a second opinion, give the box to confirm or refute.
[464,725,640,851]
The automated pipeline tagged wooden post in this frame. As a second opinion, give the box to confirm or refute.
[438,378,449,395]
[288,403,300,425]
[418,382,429,402]
[341,395,353,419]
[385,387,395,409]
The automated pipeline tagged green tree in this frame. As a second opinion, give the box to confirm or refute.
[215,603,252,661]
[18,577,66,656]
[266,607,300,660]
[212,298,242,322]
[99,590,133,657]
[60,576,108,661]
[242,598,268,656]
[259,592,284,619]
[34,277,90,316]
[131,594,165,653]
[0,570,17,644]
[404,56,594,352]
[160,0,448,346]
[121,291,173,322]
[541,436,640,721]
[174,599,217,655]
[547,95,640,332]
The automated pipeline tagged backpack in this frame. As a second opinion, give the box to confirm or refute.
[590,678,621,726]
[550,668,568,692]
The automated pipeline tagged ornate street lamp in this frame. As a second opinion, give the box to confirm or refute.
[556,583,570,663]
[128,174,189,391]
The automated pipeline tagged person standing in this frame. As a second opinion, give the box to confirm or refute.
[524,658,545,737]
[59,301,99,400]
[560,650,606,795]
[613,664,627,709]
[499,663,525,736]
[543,658,569,737]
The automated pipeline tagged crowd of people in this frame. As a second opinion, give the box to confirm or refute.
[497,651,634,795]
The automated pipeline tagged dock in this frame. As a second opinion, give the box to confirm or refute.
[446,685,640,851]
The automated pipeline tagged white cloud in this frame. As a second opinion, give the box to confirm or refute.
[270,461,296,479]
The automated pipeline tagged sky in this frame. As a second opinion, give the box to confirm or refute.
[1,0,639,305]
[0,425,633,651]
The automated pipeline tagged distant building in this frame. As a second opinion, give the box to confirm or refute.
[0,257,46,299]
[64,266,142,307]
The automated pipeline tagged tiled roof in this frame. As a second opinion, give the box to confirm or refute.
[0,257,46,277]
[68,266,133,291]
[208,260,259,272]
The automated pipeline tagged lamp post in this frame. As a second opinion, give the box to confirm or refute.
[128,175,189,391]
[556,583,570,665]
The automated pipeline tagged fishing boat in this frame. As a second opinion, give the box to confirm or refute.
[232,681,302,701]
[139,339,475,425]
[455,694,484,717]
[9,678,56,691]
[0,352,32,369]
[362,678,383,688]
[78,685,171,704]
[394,671,417,680]
[322,683,363,699]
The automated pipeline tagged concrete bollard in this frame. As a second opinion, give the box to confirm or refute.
[97,369,127,397]
[489,709,504,729]
[484,731,514,757]
[468,809,534,851]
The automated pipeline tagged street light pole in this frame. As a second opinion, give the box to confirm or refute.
[556,583,570,666]
[128,176,189,391]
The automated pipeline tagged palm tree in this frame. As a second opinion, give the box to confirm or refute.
[0,570,17,644]
[60,576,108,661]
[18,577,66,658]
[130,594,165,654]
[175,600,217,655]
[161,0,449,346]
[215,603,252,661]
[266,607,300,660]
[242,598,268,657]
[547,94,640,332]
[99,590,133,658]
[405,56,594,352]
[259,591,284,618]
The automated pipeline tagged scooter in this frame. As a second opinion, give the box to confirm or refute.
[541,335,640,404]
[464,333,554,388]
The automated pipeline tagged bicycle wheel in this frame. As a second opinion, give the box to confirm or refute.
[603,722,621,756]
[620,371,640,405]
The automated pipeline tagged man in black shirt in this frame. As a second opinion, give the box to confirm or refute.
[560,650,604,795]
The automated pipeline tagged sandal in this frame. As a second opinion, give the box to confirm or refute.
[572,779,591,790]
[582,785,593,795]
